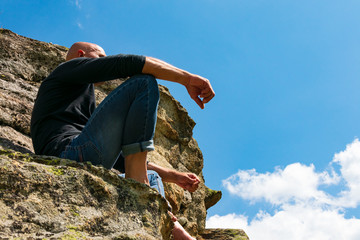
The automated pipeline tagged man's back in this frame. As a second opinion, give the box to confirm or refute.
[30,55,145,156]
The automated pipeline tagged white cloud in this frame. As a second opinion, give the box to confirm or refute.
[208,205,360,240]
[223,162,340,206]
[332,139,360,208]
[207,139,360,240]
[206,213,248,229]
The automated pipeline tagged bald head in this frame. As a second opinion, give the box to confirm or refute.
[66,42,106,61]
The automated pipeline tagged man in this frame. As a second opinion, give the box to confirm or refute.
[30,42,215,239]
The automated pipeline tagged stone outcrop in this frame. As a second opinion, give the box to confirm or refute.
[0,29,248,239]
[199,229,249,240]
[0,149,171,239]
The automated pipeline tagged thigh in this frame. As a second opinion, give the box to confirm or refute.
[75,74,158,169]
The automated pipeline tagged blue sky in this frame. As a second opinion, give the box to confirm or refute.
[2,1,360,239]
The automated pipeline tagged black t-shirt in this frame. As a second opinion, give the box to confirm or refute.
[30,54,146,156]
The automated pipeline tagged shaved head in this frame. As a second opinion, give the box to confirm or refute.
[66,42,106,61]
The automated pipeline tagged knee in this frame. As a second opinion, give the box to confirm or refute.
[144,74,159,93]
[134,74,156,84]
[129,74,159,103]
[142,74,156,83]
[133,74,158,90]
[142,74,159,100]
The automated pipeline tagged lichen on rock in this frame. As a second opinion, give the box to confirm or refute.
[0,148,172,239]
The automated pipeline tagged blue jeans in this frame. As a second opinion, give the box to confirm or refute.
[118,170,166,198]
[60,74,159,170]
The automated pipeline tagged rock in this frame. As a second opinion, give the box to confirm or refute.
[0,125,33,153]
[0,149,172,239]
[0,28,66,143]
[199,229,249,240]
[0,28,247,239]
[204,187,222,210]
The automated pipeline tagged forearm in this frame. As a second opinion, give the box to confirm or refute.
[147,162,177,183]
[148,162,201,192]
[142,57,191,86]
[142,56,215,109]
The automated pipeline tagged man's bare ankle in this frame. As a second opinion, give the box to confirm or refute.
[172,221,196,240]
[125,174,149,185]
[124,151,148,185]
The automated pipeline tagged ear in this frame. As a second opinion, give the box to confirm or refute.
[77,50,85,57]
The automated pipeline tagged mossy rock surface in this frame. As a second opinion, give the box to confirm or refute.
[0,149,172,239]
[199,228,249,240]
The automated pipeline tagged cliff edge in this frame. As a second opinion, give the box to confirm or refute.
[0,29,248,239]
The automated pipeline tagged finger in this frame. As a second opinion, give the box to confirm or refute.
[203,92,215,103]
[188,173,196,179]
[200,87,211,96]
[192,96,204,109]
[201,87,215,101]
[168,211,177,222]
[189,179,198,185]
[202,96,213,104]
[200,85,214,96]
[189,174,200,182]
[201,87,214,96]
[200,90,212,99]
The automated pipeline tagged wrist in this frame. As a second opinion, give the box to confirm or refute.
[169,169,181,183]
[179,72,191,87]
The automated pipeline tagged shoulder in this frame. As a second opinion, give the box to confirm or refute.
[47,58,88,79]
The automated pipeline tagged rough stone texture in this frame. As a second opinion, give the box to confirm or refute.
[0,149,172,239]
[0,29,246,239]
[199,229,249,240]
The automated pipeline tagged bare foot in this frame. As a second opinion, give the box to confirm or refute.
[168,211,177,222]
[172,221,196,240]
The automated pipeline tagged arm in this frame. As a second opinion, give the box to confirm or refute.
[148,162,200,192]
[53,54,145,84]
[142,57,215,109]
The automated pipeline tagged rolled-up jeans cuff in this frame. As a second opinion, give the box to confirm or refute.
[122,140,154,156]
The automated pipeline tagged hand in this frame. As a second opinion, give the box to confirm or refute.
[175,172,200,192]
[185,75,215,109]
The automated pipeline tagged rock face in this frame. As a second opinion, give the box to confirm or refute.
[199,229,249,240]
[0,149,171,239]
[0,29,248,239]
